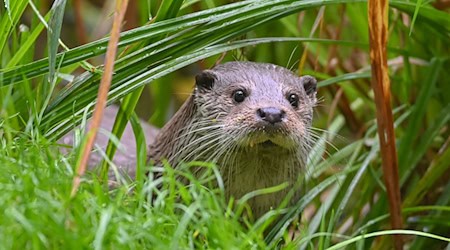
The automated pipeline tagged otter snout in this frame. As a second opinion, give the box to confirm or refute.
[256,107,286,124]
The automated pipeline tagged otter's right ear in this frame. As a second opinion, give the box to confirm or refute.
[301,75,317,99]
[195,70,216,90]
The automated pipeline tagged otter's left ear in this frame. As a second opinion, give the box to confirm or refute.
[301,75,317,100]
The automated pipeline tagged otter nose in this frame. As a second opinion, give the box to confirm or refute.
[257,107,285,124]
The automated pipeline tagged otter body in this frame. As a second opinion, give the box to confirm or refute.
[150,62,317,217]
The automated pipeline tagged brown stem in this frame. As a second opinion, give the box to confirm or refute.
[73,0,88,45]
[368,0,403,249]
[71,0,130,197]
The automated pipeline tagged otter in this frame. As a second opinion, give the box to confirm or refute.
[149,61,317,217]
[60,61,317,217]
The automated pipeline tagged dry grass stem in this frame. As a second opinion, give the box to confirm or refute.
[368,0,404,249]
[70,0,130,197]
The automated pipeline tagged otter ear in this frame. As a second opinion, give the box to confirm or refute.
[195,70,217,90]
[301,75,317,99]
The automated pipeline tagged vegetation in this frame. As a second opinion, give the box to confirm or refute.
[0,0,449,249]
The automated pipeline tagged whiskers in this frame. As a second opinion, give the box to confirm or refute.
[169,122,224,163]
[301,125,345,181]
[163,115,327,203]
[307,127,345,154]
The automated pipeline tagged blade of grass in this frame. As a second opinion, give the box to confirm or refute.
[99,90,141,180]
[327,230,450,250]
[301,140,366,250]
[409,182,450,248]
[403,141,450,208]
[129,112,147,191]
[307,115,344,168]
[265,165,360,245]
[368,0,403,248]
[318,71,371,88]
[6,12,49,68]
[154,0,183,21]
[404,104,450,181]
[354,206,450,236]
[390,1,450,36]
[408,0,423,35]
[48,0,67,86]
[0,0,28,54]
[398,58,444,185]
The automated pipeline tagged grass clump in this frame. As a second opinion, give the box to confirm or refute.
[0,136,273,249]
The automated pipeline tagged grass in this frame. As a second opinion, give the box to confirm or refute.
[0,142,263,249]
[1,0,450,249]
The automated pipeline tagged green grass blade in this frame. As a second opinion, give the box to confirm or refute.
[99,91,143,180]
[129,112,147,190]
[398,58,444,184]
[0,0,28,54]
[408,0,423,36]
[403,141,450,208]
[47,0,67,85]
[318,71,371,88]
[6,12,49,68]
[265,167,359,245]
[390,1,450,36]
[154,0,183,21]
[326,230,450,250]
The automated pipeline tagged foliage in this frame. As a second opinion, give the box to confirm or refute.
[0,0,449,249]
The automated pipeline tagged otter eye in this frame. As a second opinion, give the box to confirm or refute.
[233,90,246,103]
[288,93,299,107]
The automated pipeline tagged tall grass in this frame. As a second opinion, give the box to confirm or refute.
[1,0,449,249]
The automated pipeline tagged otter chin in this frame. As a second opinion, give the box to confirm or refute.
[149,61,317,218]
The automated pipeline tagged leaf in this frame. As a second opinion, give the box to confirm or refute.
[408,0,423,35]
[318,71,371,88]
[48,0,67,85]
[42,37,367,141]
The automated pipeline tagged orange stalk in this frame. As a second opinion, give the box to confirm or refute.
[71,0,130,197]
[73,0,88,46]
[367,0,403,249]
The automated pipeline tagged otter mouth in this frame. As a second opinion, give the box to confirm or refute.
[248,139,283,148]
[243,131,295,149]
[260,140,277,147]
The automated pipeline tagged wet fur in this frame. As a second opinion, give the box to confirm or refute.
[149,62,317,218]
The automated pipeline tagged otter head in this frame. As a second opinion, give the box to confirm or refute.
[193,62,317,156]
[153,61,318,218]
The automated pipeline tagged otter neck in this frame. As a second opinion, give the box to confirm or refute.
[149,95,198,164]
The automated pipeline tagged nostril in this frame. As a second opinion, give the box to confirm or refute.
[257,107,285,124]
[257,108,266,118]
